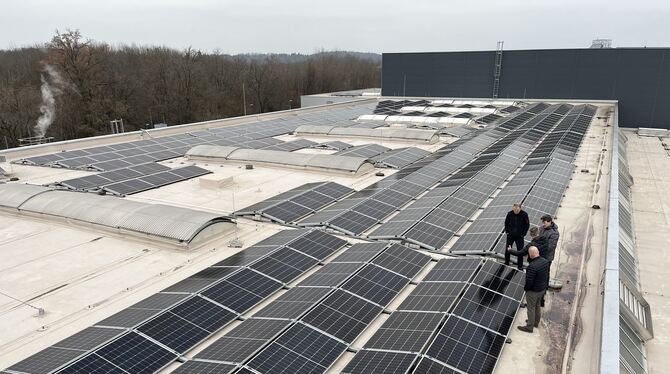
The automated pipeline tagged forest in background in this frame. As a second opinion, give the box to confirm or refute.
[0,30,381,148]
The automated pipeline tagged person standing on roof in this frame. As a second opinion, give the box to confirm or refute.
[538,214,559,307]
[517,246,550,333]
[506,226,548,267]
[504,203,530,270]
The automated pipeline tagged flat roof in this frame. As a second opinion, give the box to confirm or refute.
[0,97,626,374]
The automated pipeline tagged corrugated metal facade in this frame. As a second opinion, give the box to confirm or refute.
[382,48,670,128]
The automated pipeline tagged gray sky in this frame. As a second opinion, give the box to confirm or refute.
[2,0,668,53]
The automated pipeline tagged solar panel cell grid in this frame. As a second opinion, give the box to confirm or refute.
[342,350,418,374]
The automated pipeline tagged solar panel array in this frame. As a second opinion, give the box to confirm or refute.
[56,164,210,196]
[298,103,550,237]
[7,229,347,374]
[311,141,353,151]
[174,242,431,373]
[343,258,525,374]
[334,144,390,158]
[372,147,431,169]
[13,103,379,172]
[235,182,355,224]
[364,104,566,248]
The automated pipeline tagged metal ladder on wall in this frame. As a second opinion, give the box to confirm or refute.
[492,41,504,98]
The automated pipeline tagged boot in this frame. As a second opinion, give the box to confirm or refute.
[517,325,534,333]
[525,319,539,328]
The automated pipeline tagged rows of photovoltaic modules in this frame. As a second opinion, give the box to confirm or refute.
[343,259,525,374]
[451,104,597,255]
[166,241,431,374]
[14,104,379,195]
[371,100,521,129]
[235,182,356,224]
[297,103,552,240]
[169,247,524,374]
[5,229,349,374]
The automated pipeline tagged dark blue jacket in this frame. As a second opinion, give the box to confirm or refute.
[505,210,530,238]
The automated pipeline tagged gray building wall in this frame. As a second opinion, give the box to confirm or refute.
[382,48,670,128]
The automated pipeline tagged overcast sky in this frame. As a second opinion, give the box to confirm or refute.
[2,0,668,54]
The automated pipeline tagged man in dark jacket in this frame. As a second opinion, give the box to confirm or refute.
[539,214,559,307]
[518,246,550,333]
[506,226,548,265]
[504,203,530,269]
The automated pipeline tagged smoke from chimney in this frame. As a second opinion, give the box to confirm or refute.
[34,65,64,138]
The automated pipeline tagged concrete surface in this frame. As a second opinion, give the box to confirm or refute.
[623,130,670,373]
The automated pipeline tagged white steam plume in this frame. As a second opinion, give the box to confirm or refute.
[34,65,64,138]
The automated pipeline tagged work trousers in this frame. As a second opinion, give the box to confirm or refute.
[526,290,546,328]
[504,234,525,269]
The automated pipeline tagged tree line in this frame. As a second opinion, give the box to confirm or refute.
[0,30,381,148]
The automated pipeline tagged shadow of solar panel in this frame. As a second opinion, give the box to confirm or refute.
[423,258,481,282]
[254,287,331,319]
[397,282,466,312]
[53,327,123,351]
[163,266,240,293]
[342,350,418,374]
[472,261,525,301]
[365,311,443,352]
[426,315,506,374]
[170,361,237,374]
[54,353,124,374]
[371,243,431,278]
[195,319,292,363]
[7,347,85,374]
[94,332,177,373]
[250,247,318,283]
[342,265,409,305]
[247,323,347,374]
[452,285,520,336]
[302,289,382,343]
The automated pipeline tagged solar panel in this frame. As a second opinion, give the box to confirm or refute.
[169,295,237,333]
[137,311,210,353]
[328,210,378,235]
[250,247,318,283]
[472,261,525,301]
[201,269,283,313]
[53,326,123,351]
[286,230,348,260]
[302,289,382,343]
[7,347,84,374]
[403,221,453,250]
[54,353,124,374]
[412,357,462,374]
[451,284,520,335]
[342,350,418,374]
[365,311,443,352]
[397,282,466,312]
[370,243,431,278]
[422,259,481,282]
[342,264,409,305]
[170,361,237,374]
[332,242,388,263]
[246,323,347,374]
[195,319,292,363]
[254,287,331,319]
[93,332,177,374]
